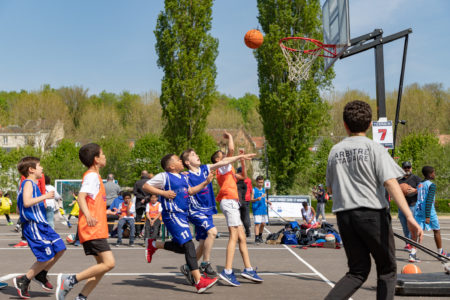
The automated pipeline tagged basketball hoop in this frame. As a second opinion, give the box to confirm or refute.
[279,37,337,82]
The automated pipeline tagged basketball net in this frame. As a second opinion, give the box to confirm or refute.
[280,37,337,82]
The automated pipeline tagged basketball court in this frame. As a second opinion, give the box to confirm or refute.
[0,215,449,299]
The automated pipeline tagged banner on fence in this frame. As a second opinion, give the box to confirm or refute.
[267,195,311,220]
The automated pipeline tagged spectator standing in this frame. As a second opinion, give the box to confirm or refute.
[44,175,62,229]
[313,184,327,223]
[104,174,120,208]
[0,189,13,225]
[236,166,252,237]
[397,161,422,251]
[133,170,152,238]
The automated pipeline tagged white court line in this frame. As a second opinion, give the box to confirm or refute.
[393,226,450,241]
[0,272,317,282]
[0,247,286,251]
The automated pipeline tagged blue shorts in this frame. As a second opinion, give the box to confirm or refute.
[23,222,66,262]
[416,214,440,231]
[162,212,192,245]
[189,212,215,241]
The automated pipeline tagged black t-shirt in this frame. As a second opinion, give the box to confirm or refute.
[236,180,247,204]
[133,177,151,209]
[316,188,326,203]
[397,174,422,206]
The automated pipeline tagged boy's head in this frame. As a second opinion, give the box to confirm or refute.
[180,148,201,169]
[302,202,309,209]
[79,143,106,168]
[343,100,372,133]
[256,175,264,188]
[122,192,131,203]
[161,154,184,172]
[422,166,435,180]
[211,150,224,164]
[150,194,158,204]
[17,156,43,178]
[4,193,9,198]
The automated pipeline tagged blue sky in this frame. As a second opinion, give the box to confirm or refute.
[0,0,448,99]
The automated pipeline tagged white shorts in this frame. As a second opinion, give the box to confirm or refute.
[254,215,268,224]
[220,199,242,227]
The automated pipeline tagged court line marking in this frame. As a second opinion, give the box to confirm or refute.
[0,247,287,250]
[0,272,318,282]
[393,227,450,241]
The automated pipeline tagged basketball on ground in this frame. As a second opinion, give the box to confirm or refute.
[325,233,335,242]
[401,264,422,274]
[66,234,75,244]
[244,29,264,49]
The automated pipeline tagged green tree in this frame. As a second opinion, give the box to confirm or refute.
[155,0,219,153]
[97,136,133,186]
[130,134,170,178]
[41,139,84,180]
[256,0,333,193]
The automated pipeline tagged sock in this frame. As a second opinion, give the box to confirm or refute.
[438,248,443,254]
[23,275,31,284]
[41,270,48,277]
[245,267,253,272]
[69,275,79,285]
[224,269,232,275]
[152,241,156,248]
[259,233,263,238]
[411,248,417,255]
[201,261,208,266]
[78,293,87,300]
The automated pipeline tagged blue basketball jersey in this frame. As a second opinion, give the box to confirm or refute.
[160,172,191,215]
[415,180,436,219]
[188,165,217,215]
[252,187,267,215]
[17,179,48,224]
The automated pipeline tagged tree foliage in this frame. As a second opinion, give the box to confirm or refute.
[155,0,218,153]
[130,133,171,177]
[256,0,333,193]
[41,139,84,180]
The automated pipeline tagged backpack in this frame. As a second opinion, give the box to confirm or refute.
[266,228,284,245]
[282,230,298,245]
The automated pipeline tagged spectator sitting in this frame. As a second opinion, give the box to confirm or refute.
[104,173,120,208]
[107,192,123,237]
[116,192,135,247]
[301,202,318,228]
[144,194,162,240]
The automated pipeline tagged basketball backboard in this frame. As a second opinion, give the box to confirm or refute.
[322,0,350,72]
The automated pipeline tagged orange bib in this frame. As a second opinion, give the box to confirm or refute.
[78,171,108,243]
[216,166,239,201]
[148,202,161,220]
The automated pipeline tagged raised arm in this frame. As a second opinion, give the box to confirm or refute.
[224,131,234,157]
[208,153,256,171]
[235,158,246,180]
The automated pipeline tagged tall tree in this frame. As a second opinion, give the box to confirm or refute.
[256,0,334,193]
[155,0,218,153]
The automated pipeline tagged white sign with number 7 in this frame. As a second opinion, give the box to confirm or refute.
[372,120,393,149]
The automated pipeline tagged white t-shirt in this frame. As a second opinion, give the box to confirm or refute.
[217,164,232,175]
[118,202,135,219]
[45,184,62,209]
[146,172,182,189]
[146,202,163,213]
[79,172,101,200]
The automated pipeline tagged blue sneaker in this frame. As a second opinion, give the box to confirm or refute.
[241,268,263,282]
[0,281,8,289]
[219,270,240,286]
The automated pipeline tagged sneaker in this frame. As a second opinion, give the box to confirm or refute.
[0,281,8,289]
[408,253,421,263]
[404,244,412,251]
[67,221,72,228]
[15,224,20,232]
[180,264,195,286]
[145,238,157,263]
[129,243,135,247]
[195,276,218,294]
[115,242,122,247]
[56,274,75,300]
[73,240,80,247]
[13,275,30,299]
[439,250,450,257]
[33,270,53,291]
[219,270,240,287]
[13,240,28,248]
[200,262,217,277]
[241,268,263,282]
[7,221,14,225]
[255,237,260,244]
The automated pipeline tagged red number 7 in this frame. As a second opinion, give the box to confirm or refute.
[378,129,387,141]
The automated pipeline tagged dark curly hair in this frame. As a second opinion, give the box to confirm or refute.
[343,100,372,133]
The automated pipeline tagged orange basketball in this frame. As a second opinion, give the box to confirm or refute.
[244,29,264,49]
[401,264,422,274]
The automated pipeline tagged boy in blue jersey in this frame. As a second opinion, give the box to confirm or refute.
[251,176,271,244]
[410,166,449,262]
[13,157,66,299]
[142,154,219,294]
[179,148,255,282]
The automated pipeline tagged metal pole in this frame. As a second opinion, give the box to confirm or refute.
[265,141,270,224]
[392,34,410,157]
[374,39,387,119]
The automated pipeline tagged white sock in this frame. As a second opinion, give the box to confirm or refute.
[152,241,156,247]
[224,269,232,275]
[245,267,253,272]
[438,248,443,254]
[411,248,417,255]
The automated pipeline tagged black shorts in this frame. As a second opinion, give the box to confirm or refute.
[82,238,111,256]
